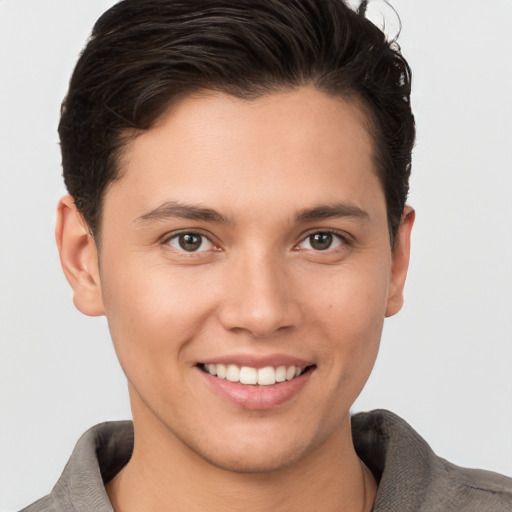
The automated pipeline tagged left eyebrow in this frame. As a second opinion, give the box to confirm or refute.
[295,203,370,223]
[135,201,232,224]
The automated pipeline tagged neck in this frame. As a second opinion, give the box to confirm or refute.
[107,398,377,512]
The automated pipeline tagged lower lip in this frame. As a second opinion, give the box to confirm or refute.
[198,368,313,411]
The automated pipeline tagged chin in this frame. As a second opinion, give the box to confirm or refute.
[194,438,310,475]
[177,416,335,476]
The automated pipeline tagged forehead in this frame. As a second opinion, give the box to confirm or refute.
[108,87,383,223]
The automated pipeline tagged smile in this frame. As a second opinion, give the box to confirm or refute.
[197,360,316,410]
[199,363,308,386]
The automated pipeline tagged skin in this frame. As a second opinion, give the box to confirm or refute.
[56,87,414,512]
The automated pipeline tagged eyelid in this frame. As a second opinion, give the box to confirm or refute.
[295,229,350,250]
[162,230,220,253]
[159,228,351,253]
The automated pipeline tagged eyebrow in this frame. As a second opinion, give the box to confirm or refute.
[136,201,231,224]
[295,203,370,222]
[135,200,369,225]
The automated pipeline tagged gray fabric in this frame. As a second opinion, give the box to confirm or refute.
[352,411,512,511]
[21,421,133,512]
[20,410,512,511]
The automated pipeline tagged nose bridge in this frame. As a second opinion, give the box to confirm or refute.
[218,245,300,337]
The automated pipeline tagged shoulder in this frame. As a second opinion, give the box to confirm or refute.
[19,495,54,512]
[352,409,512,512]
[18,421,133,512]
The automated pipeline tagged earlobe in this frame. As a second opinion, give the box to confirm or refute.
[55,195,105,316]
[385,206,415,318]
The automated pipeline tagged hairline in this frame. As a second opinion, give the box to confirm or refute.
[91,84,395,250]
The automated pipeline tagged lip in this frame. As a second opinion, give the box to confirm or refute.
[197,364,314,411]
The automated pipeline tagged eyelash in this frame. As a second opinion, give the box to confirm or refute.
[163,231,218,253]
[162,230,349,254]
[295,230,348,252]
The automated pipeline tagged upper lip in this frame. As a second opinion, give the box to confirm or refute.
[199,354,314,369]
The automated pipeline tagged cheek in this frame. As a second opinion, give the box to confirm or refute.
[308,260,390,373]
[99,258,220,373]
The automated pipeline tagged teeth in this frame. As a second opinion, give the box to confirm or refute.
[239,366,257,385]
[203,363,307,385]
[226,364,240,382]
[257,366,276,386]
[275,366,287,383]
[216,364,226,379]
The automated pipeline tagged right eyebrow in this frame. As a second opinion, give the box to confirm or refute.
[135,201,232,225]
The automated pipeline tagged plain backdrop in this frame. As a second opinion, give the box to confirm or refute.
[1,1,511,510]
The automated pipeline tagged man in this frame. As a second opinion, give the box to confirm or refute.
[20,0,512,511]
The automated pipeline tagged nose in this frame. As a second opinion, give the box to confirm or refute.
[217,251,302,338]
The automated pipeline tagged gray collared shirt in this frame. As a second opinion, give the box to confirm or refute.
[21,410,512,511]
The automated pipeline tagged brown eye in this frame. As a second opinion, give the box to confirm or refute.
[309,233,333,250]
[179,233,202,251]
[167,232,213,252]
[298,232,344,251]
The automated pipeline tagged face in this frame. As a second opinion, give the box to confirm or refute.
[61,87,412,473]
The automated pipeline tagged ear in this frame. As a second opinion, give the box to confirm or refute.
[55,195,105,316]
[385,206,415,317]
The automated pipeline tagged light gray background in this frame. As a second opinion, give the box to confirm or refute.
[1,1,511,510]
